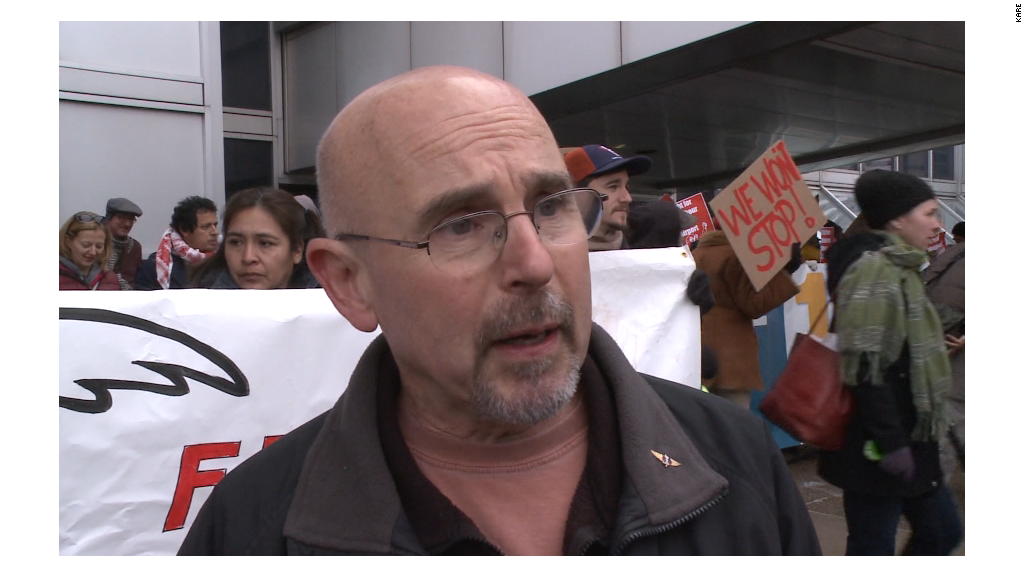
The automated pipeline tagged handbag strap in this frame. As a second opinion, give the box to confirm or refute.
[808,305,829,333]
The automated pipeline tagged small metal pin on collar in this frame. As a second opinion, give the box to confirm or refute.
[651,450,681,467]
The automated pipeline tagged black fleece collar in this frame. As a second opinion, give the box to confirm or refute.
[282,324,729,554]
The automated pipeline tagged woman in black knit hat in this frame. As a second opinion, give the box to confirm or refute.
[818,170,962,555]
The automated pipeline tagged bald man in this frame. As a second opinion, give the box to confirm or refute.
[178,66,820,556]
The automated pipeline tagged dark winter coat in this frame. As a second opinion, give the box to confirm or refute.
[111,236,143,288]
[693,230,799,391]
[135,252,189,290]
[923,242,965,333]
[817,232,945,497]
[179,324,821,555]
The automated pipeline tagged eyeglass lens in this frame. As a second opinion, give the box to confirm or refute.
[427,189,601,273]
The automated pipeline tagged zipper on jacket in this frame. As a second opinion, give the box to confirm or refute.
[611,489,728,555]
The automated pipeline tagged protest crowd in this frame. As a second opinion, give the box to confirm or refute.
[59,64,965,557]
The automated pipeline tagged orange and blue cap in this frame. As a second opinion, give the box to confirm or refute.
[564,144,652,185]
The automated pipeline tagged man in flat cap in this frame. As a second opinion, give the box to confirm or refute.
[104,198,144,290]
[564,145,652,251]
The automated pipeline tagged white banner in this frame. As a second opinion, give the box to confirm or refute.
[58,248,701,555]
[589,246,701,390]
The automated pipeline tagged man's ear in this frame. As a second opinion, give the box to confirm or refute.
[306,238,379,332]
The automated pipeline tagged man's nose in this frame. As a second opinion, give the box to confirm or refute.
[498,214,554,291]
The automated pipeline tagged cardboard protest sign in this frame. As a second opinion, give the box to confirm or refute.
[59,253,701,555]
[928,232,947,255]
[676,193,715,245]
[709,140,826,291]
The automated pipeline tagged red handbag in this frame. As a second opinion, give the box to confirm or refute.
[759,306,852,451]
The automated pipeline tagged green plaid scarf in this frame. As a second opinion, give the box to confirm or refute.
[835,232,952,441]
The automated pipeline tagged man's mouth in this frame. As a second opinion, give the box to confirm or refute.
[493,324,560,347]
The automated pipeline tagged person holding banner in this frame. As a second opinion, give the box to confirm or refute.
[818,170,963,556]
[191,188,322,290]
[692,216,803,409]
[59,212,121,291]
[178,66,820,556]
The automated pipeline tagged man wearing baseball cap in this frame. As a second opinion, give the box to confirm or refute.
[563,145,652,251]
[104,197,144,289]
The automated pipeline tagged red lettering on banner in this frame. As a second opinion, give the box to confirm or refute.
[163,442,241,532]
[162,437,287,531]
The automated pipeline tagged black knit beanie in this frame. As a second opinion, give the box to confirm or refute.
[854,170,936,230]
[626,201,683,249]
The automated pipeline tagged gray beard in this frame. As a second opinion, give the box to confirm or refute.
[471,290,582,426]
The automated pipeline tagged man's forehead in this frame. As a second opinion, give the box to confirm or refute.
[318,67,563,229]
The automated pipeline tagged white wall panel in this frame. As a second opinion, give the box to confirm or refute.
[336,22,412,108]
[503,22,620,96]
[59,101,207,254]
[621,22,750,63]
[411,21,503,77]
[223,113,273,136]
[59,21,203,78]
[283,23,338,172]
[59,67,204,105]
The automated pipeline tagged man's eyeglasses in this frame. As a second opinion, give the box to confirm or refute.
[74,212,105,224]
[336,188,606,274]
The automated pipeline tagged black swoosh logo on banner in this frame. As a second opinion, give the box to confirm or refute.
[59,308,250,414]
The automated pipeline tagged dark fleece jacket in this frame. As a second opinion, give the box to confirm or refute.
[178,324,820,555]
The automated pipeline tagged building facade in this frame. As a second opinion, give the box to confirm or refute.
[59,21,965,253]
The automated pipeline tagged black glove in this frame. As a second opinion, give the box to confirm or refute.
[686,269,715,316]
[784,242,803,273]
[700,345,718,380]
[879,446,915,483]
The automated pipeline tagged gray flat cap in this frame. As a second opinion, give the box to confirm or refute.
[106,197,143,217]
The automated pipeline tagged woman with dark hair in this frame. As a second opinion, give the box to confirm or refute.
[191,188,324,289]
[819,170,963,555]
[59,212,121,290]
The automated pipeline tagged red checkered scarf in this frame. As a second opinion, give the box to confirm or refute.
[155,227,210,289]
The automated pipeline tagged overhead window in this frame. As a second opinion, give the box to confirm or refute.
[862,157,894,172]
[898,151,929,178]
[931,146,955,181]
[220,22,272,111]
[224,138,273,198]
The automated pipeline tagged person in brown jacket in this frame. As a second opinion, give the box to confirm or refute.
[694,221,802,409]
